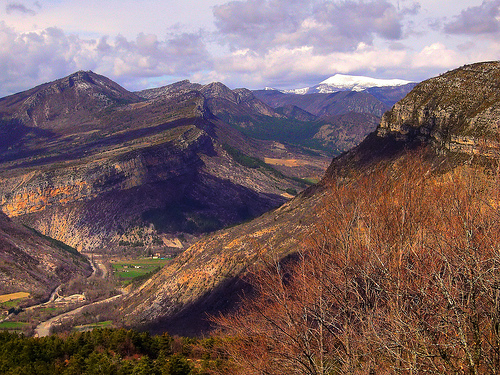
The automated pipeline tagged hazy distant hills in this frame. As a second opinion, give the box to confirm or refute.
[120,62,500,334]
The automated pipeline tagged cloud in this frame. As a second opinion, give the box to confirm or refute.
[213,0,411,53]
[444,0,500,35]
[5,2,37,16]
[208,43,413,89]
[0,23,212,96]
[411,43,463,69]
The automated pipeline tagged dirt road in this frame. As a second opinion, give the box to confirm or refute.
[34,294,123,337]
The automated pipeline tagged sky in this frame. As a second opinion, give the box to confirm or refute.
[0,0,499,97]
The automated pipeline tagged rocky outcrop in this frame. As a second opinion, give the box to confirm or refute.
[377,61,500,157]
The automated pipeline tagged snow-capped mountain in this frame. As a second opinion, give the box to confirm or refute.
[282,74,413,95]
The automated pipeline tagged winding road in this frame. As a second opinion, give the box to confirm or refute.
[35,294,123,337]
[34,255,123,337]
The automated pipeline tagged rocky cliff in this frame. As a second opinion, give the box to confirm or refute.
[377,61,500,156]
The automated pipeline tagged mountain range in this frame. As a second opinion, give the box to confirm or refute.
[0,69,422,331]
[0,70,415,259]
[116,61,500,335]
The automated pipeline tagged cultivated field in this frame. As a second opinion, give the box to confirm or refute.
[0,292,30,303]
[111,257,172,285]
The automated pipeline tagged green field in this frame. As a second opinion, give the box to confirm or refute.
[0,321,30,331]
[111,258,171,285]
[0,292,30,311]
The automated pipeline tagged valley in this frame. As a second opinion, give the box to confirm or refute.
[3,61,500,373]
[0,68,411,337]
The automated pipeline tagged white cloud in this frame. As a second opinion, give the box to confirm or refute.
[412,43,468,71]
[0,23,212,96]
[0,0,498,95]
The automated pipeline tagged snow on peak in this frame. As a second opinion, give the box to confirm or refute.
[318,74,411,92]
[282,87,312,95]
[260,74,414,95]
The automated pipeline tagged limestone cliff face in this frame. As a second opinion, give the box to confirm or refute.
[1,127,209,217]
[377,61,500,157]
[0,125,210,250]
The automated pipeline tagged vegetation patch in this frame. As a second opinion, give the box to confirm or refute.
[0,321,29,330]
[111,258,171,286]
[73,320,114,332]
[0,328,225,374]
[220,113,328,152]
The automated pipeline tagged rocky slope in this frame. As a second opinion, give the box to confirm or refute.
[0,71,322,253]
[0,212,91,300]
[119,61,500,334]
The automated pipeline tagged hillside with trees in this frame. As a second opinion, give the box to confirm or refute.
[214,156,500,374]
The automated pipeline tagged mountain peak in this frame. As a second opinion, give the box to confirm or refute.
[201,81,239,103]
[278,74,413,95]
[0,71,142,129]
[318,74,412,92]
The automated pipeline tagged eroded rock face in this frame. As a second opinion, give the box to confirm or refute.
[378,61,500,156]
[1,129,209,217]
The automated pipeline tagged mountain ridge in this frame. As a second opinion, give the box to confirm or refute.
[0,71,326,256]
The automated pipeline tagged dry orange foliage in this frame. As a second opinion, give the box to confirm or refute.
[213,158,500,374]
